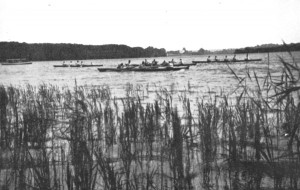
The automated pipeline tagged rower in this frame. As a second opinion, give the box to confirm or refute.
[168,62,174,67]
[224,55,228,62]
[207,56,211,62]
[117,63,124,69]
[169,59,176,64]
[139,61,145,68]
[126,60,131,66]
[152,59,158,66]
[245,53,249,61]
[232,54,237,61]
[214,56,219,62]
[161,60,168,66]
[145,59,151,66]
[179,59,183,65]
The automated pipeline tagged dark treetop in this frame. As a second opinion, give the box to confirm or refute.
[0,42,167,61]
[234,42,300,54]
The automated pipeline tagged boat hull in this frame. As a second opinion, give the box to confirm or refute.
[173,63,197,66]
[98,66,189,72]
[192,58,262,64]
[1,62,32,65]
[129,62,196,67]
[53,64,103,67]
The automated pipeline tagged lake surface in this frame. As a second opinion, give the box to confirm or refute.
[1,51,300,190]
[1,51,300,99]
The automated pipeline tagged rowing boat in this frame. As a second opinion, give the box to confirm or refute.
[192,58,262,64]
[124,62,196,67]
[98,66,189,72]
[174,63,197,66]
[53,64,103,67]
[1,59,32,65]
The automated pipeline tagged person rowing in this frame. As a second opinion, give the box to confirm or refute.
[169,59,176,64]
[214,56,219,62]
[161,60,168,66]
[224,55,229,62]
[232,54,237,61]
[179,59,183,65]
[152,59,158,66]
[125,60,131,67]
[144,59,151,66]
[207,56,211,62]
[117,63,124,69]
[245,53,249,61]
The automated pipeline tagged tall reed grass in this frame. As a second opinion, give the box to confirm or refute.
[0,51,299,189]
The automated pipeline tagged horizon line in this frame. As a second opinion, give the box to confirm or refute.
[1,40,300,52]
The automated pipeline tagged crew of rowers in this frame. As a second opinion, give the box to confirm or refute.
[62,60,83,66]
[117,59,184,69]
[117,60,132,69]
[62,60,94,66]
[206,54,249,62]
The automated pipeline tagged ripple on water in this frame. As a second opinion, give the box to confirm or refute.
[1,52,299,99]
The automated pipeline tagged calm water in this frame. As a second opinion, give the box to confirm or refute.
[1,51,300,98]
[1,51,300,190]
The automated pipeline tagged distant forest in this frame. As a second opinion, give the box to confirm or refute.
[167,42,300,56]
[234,42,300,54]
[0,42,166,61]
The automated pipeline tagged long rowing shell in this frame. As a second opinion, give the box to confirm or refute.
[98,66,189,72]
[192,58,262,64]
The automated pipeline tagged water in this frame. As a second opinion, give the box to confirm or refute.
[1,51,300,189]
[1,51,300,98]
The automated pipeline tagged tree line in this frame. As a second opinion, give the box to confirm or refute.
[167,42,300,56]
[167,48,235,56]
[234,42,300,54]
[0,42,166,61]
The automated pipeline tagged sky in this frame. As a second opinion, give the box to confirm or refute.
[0,0,299,51]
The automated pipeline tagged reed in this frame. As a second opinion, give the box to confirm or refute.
[1,51,300,189]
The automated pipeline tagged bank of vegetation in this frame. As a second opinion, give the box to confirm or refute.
[0,53,300,189]
[167,42,300,56]
[167,48,235,56]
[0,42,166,62]
[235,42,300,54]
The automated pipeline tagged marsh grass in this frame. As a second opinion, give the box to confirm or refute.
[0,51,300,189]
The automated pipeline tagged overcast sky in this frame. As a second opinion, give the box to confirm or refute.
[0,0,299,51]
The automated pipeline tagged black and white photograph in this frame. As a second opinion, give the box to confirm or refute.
[1,0,300,189]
